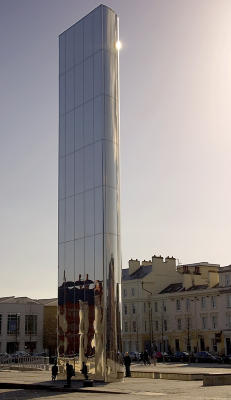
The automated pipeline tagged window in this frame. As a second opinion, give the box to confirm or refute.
[176,299,181,311]
[132,304,136,314]
[202,316,207,329]
[225,274,230,286]
[123,288,127,298]
[7,314,20,335]
[195,266,200,274]
[164,320,167,331]
[162,301,166,312]
[211,296,216,309]
[227,295,231,308]
[186,299,190,311]
[226,314,231,329]
[0,315,2,335]
[201,297,206,309]
[175,338,180,351]
[154,302,158,312]
[124,321,128,332]
[25,315,37,335]
[145,321,147,332]
[131,288,135,296]
[132,321,136,332]
[183,265,189,273]
[177,319,181,330]
[124,305,127,315]
[155,321,159,331]
[144,303,146,313]
[211,315,217,329]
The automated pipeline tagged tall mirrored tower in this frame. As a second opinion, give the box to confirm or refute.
[58,5,122,381]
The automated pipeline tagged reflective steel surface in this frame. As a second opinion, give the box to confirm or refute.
[58,5,122,381]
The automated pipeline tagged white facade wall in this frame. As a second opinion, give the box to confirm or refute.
[0,302,44,354]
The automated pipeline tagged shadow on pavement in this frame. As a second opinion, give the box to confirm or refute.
[0,389,62,400]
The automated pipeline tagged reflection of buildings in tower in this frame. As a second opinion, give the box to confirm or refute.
[106,258,116,360]
[116,282,122,355]
[94,281,104,379]
[106,257,119,377]
[58,272,95,357]
[79,300,89,365]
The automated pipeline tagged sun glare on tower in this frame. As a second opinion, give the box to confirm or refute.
[116,40,122,50]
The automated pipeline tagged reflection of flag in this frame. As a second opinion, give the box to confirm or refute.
[63,270,66,283]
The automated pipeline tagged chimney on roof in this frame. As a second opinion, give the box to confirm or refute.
[129,259,140,275]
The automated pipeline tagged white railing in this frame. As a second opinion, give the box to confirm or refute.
[0,356,50,370]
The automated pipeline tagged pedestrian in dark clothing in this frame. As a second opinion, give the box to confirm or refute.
[124,352,131,377]
[51,362,58,382]
[66,362,74,387]
[80,361,88,380]
[143,350,150,365]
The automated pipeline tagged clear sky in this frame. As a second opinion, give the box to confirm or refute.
[0,0,231,298]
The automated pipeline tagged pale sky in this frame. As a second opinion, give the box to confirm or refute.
[0,0,231,298]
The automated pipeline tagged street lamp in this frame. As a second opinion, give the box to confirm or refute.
[15,313,20,352]
[186,317,190,352]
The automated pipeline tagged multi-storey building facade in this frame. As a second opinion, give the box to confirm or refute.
[0,297,44,354]
[122,258,231,355]
[0,297,59,355]
[122,256,180,352]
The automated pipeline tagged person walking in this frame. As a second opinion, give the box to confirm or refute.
[124,352,131,377]
[51,361,58,382]
[152,351,157,366]
[143,350,150,365]
[66,362,74,387]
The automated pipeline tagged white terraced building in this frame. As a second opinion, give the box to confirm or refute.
[0,297,44,354]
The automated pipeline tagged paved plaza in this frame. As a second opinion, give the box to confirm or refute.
[0,363,231,399]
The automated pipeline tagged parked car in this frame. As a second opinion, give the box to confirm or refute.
[222,354,231,364]
[169,351,189,362]
[193,351,222,363]
[11,351,30,363]
[129,351,140,361]
[34,352,48,357]
[155,352,170,362]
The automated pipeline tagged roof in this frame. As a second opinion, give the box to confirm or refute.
[180,262,219,268]
[186,284,208,291]
[0,297,41,304]
[122,265,152,281]
[38,298,57,305]
[0,297,14,302]
[219,265,231,273]
[159,283,184,294]
[43,299,57,307]
[159,283,220,294]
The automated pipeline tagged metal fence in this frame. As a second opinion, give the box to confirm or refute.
[0,356,50,370]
